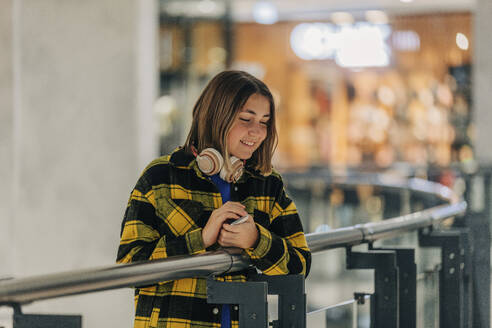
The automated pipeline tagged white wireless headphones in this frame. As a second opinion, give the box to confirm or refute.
[193,147,244,183]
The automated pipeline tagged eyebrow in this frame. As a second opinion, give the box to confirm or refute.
[243,109,270,118]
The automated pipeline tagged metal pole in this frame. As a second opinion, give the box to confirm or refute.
[0,201,466,305]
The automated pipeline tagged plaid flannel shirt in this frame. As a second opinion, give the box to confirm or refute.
[117,147,311,328]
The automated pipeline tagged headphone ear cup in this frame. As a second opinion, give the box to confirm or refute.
[196,148,223,175]
[220,156,244,183]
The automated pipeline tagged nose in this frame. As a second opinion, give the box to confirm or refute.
[248,123,262,136]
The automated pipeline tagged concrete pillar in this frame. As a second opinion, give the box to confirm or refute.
[0,0,14,278]
[473,2,492,327]
[0,0,157,327]
[474,0,492,163]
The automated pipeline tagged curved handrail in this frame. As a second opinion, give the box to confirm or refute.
[284,174,458,203]
[0,177,466,305]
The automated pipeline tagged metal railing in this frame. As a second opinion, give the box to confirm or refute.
[0,173,486,328]
[0,177,464,305]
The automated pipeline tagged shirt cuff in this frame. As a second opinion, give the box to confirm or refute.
[185,228,206,255]
[245,223,272,260]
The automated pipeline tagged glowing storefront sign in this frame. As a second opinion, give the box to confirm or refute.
[290,22,392,68]
[290,23,338,60]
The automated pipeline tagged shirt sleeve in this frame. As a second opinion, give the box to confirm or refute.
[244,176,311,277]
[116,173,206,265]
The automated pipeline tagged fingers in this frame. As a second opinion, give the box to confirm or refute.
[218,214,259,249]
[211,202,247,223]
[216,211,241,222]
[245,214,254,223]
[207,202,249,248]
[221,223,238,232]
[222,214,251,232]
[224,201,245,208]
[222,201,247,216]
[217,229,237,247]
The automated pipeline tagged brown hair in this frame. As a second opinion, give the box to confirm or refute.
[184,70,277,175]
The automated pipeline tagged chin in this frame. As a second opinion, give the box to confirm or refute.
[230,147,258,160]
[230,151,253,160]
[236,154,252,160]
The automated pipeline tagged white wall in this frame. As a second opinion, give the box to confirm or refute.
[0,0,158,327]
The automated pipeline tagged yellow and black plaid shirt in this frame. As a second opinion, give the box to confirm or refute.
[117,147,311,328]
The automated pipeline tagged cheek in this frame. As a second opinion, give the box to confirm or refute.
[260,129,268,142]
[227,125,237,140]
[227,126,242,149]
[230,129,242,143]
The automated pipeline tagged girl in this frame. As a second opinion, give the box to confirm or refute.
[117,70,311,328]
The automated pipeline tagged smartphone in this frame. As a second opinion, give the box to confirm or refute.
[230,214,249,225]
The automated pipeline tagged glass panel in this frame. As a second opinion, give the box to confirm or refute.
[307,301,355,328]
[356,296,371,328]
[417,266,440,328]
[307,296,370,328]
[0,307,13,328]
[307,250,373,327]
[306,250,373,303]
[267,294,278,323]
[307,308,328,328]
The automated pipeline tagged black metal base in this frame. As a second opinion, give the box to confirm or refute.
[13,313,81,328]
[206,274,306,328]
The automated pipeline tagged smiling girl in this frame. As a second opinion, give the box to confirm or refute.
[117,70,311,328]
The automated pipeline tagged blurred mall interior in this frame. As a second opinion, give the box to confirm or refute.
[1,0,491,327]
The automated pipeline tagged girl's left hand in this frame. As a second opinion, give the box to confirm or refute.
[217,215,259,249]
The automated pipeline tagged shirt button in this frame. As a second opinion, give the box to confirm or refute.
[212,307,219,315]
[234,306,239,311]
[234,186,238,191]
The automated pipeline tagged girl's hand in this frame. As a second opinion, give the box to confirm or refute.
[217,215,259,249]
[202,202,247,248]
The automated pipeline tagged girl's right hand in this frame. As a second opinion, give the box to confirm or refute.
[202,201,247,248]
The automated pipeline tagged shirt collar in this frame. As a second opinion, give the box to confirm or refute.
[169,147,195,167]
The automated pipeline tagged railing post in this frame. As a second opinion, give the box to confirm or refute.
[462,169,491,328]
[207,274,306,328]
[250,274,306,328]
[346,247,399,328]
[419,227,471,328]
[370,247,417,328]
[207,277,268,328]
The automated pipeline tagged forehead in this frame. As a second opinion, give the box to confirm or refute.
[240,93,270,116]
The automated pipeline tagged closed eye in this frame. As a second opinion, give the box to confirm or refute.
[239,117,269,127]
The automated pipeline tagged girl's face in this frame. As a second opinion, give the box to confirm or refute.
[226,93,270,160]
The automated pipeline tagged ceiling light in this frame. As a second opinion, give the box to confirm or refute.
[456,33,469,50]
[198,0,217,14]
[331,12,354,26]
[400,0,414,3]
[365,10,389,24]
[253,1,279,25]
